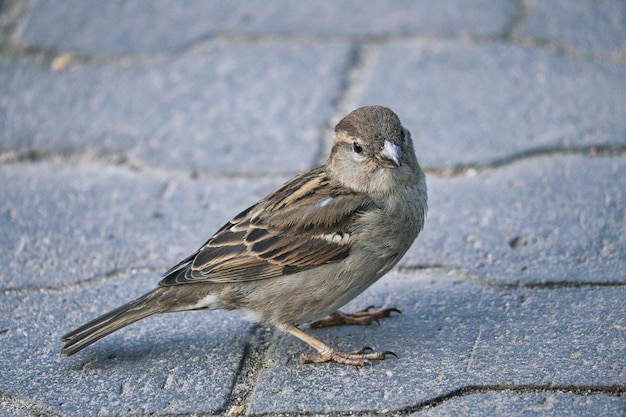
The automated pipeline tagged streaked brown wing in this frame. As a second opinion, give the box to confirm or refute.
[159,167,374,286]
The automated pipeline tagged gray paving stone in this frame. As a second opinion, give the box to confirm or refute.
[410,392,626,417]
[515,0,626,57]
[0,42,349,175]
[402,154,626,284]
[0,271,253,416]
[15,0,515,54]
[0,161,283,290]
[248,270,625,414]
[359,41,626,168]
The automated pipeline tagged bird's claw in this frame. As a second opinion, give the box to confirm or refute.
[308,306,402,328]
[300,346,398,366]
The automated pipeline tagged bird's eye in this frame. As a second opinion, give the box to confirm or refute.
[399,129,406,143]
[352,141,363,154]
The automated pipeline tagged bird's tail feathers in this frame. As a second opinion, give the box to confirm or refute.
[60,290,164,356]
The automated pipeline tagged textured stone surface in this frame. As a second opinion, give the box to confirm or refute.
[248,271,625,414]
[410,392,626,417]
[0,272,254,416]
[0,161,283,289]
[359,41,626,169]
[515,0,626,56]
[402,154,626,284]
[0,43,350,175]
[15,0,515,54]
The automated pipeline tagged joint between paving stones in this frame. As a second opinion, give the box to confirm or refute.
[502,0,528,41]
[244,384,626,417]
[4,138,624,183]
[424,143,626,178]
[6,253,624,296]
[4,0,620,71]
[1,265,163,295]
[223,323,274,417]
[397,384,626,416]
[490,281,626,290]
[0,148,140,168]
[316,43,370,167]
[329,43,375,123]
[0,392,65,417]
[0,148,293,182]
[397,265,626,289]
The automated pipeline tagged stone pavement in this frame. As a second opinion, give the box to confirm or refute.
[1,1,625,416]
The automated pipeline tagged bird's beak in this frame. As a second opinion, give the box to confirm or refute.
[375,140,402,168]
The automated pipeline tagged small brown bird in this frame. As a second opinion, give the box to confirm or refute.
[61,105,427,365]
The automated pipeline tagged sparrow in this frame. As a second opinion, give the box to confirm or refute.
[61,105,427,366]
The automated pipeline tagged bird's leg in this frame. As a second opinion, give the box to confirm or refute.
[280,324,396,366]
[308,306,401,328]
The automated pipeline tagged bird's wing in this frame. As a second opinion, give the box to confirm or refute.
[159,167,375,286]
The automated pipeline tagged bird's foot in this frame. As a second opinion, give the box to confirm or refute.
[300,346,397,366]
[308,306,401,328]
